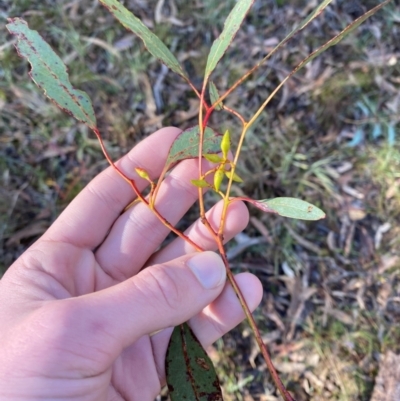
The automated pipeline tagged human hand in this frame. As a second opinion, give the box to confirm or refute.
[0,127,263,401]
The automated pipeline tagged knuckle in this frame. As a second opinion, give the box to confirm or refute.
[128,213,162,248]
[86,179,123,215]
[146,265,183,312]
[209,315,225,340]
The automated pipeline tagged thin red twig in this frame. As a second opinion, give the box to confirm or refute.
[93,128,202,251]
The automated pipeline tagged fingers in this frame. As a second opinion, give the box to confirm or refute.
[43,127,182,249]
[149,272,263,382]
[62,252,228,363]
[191,273,263,346]
[94,157,213,281]
[148,200,249,265]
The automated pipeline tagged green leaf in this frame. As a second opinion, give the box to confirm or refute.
[225,170,243,183]
[99,0,187,79]
[209,81,223,110]
[203,154,223,164]
[205,0,254,79]
[6,18,96,129]
[282,0,333,45]
[254,0,333,67]
[247,1,334,78]
[164,126,222,172]
[166,323,223,401]
[191,179,209,188]
[260,197,325,220]
[294,0,392,73]
[152,126,222,203]
[246,1,393,131]
[233,196,325,220]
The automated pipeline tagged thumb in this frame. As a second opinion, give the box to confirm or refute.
[75,251,226,351]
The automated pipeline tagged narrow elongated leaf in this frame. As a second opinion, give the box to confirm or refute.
[295,0,392,70]
[205,0,254,78]
[225,170,243,183]
[209,82,223,110]
[99,0,187,79]
[219,0,391,113]
[247,1,393,131]
[203,154,223,164]
[257,0,333,64]
[283,0,333,43]
[215,0,334,105]
[235,197,325,220]
[191,179,209,188]
[165,126,222,171]
[6,18,96,129]
[166,323,222,401]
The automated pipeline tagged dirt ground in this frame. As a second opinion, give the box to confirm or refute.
[1,1,400,400]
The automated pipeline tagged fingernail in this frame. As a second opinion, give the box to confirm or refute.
[187,252,226,289]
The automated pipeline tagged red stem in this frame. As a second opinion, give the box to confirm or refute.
[213,235,295,401]
[202,105,214,128]
[187,79,209,111]
[92,128,201,251]
[197,90,293,399]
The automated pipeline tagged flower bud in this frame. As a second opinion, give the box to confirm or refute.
[214,168,225,192]
[221,130,230,159]
[135,167,150,180]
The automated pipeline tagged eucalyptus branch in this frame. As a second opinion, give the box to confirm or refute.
[209,218,295,401]
[8,1,393,399]
[93,128,203,252]
[218,124,248,236]
[197,86,212,220]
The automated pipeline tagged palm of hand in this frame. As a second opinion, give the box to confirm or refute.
[0,128,262,401]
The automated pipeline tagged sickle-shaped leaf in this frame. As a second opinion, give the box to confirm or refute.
[261,0,333,63]
[165,125,222,172]
[296,0,393,68]
[247,0,393,131]
[205,0,254,79]
[284,0,334,43]
[99,0,187,79]
[166,323,223,401]
[218,0,385,111]
[236,197,325,220]
[6,18,96,129]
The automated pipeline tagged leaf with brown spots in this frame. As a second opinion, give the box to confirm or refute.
[164,125,222,172]
[166,323,223,401]
[151,126,221,204]
[6,18,96,129]
[99,0,187,80]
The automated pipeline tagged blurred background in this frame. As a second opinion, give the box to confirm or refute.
[1,0,400,399]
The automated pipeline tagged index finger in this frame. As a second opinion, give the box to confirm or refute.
[43,127,182,249]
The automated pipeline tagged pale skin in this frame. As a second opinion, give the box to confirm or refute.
[0,127,263,401]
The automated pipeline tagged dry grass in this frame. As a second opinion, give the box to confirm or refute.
[1,1,400,400]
